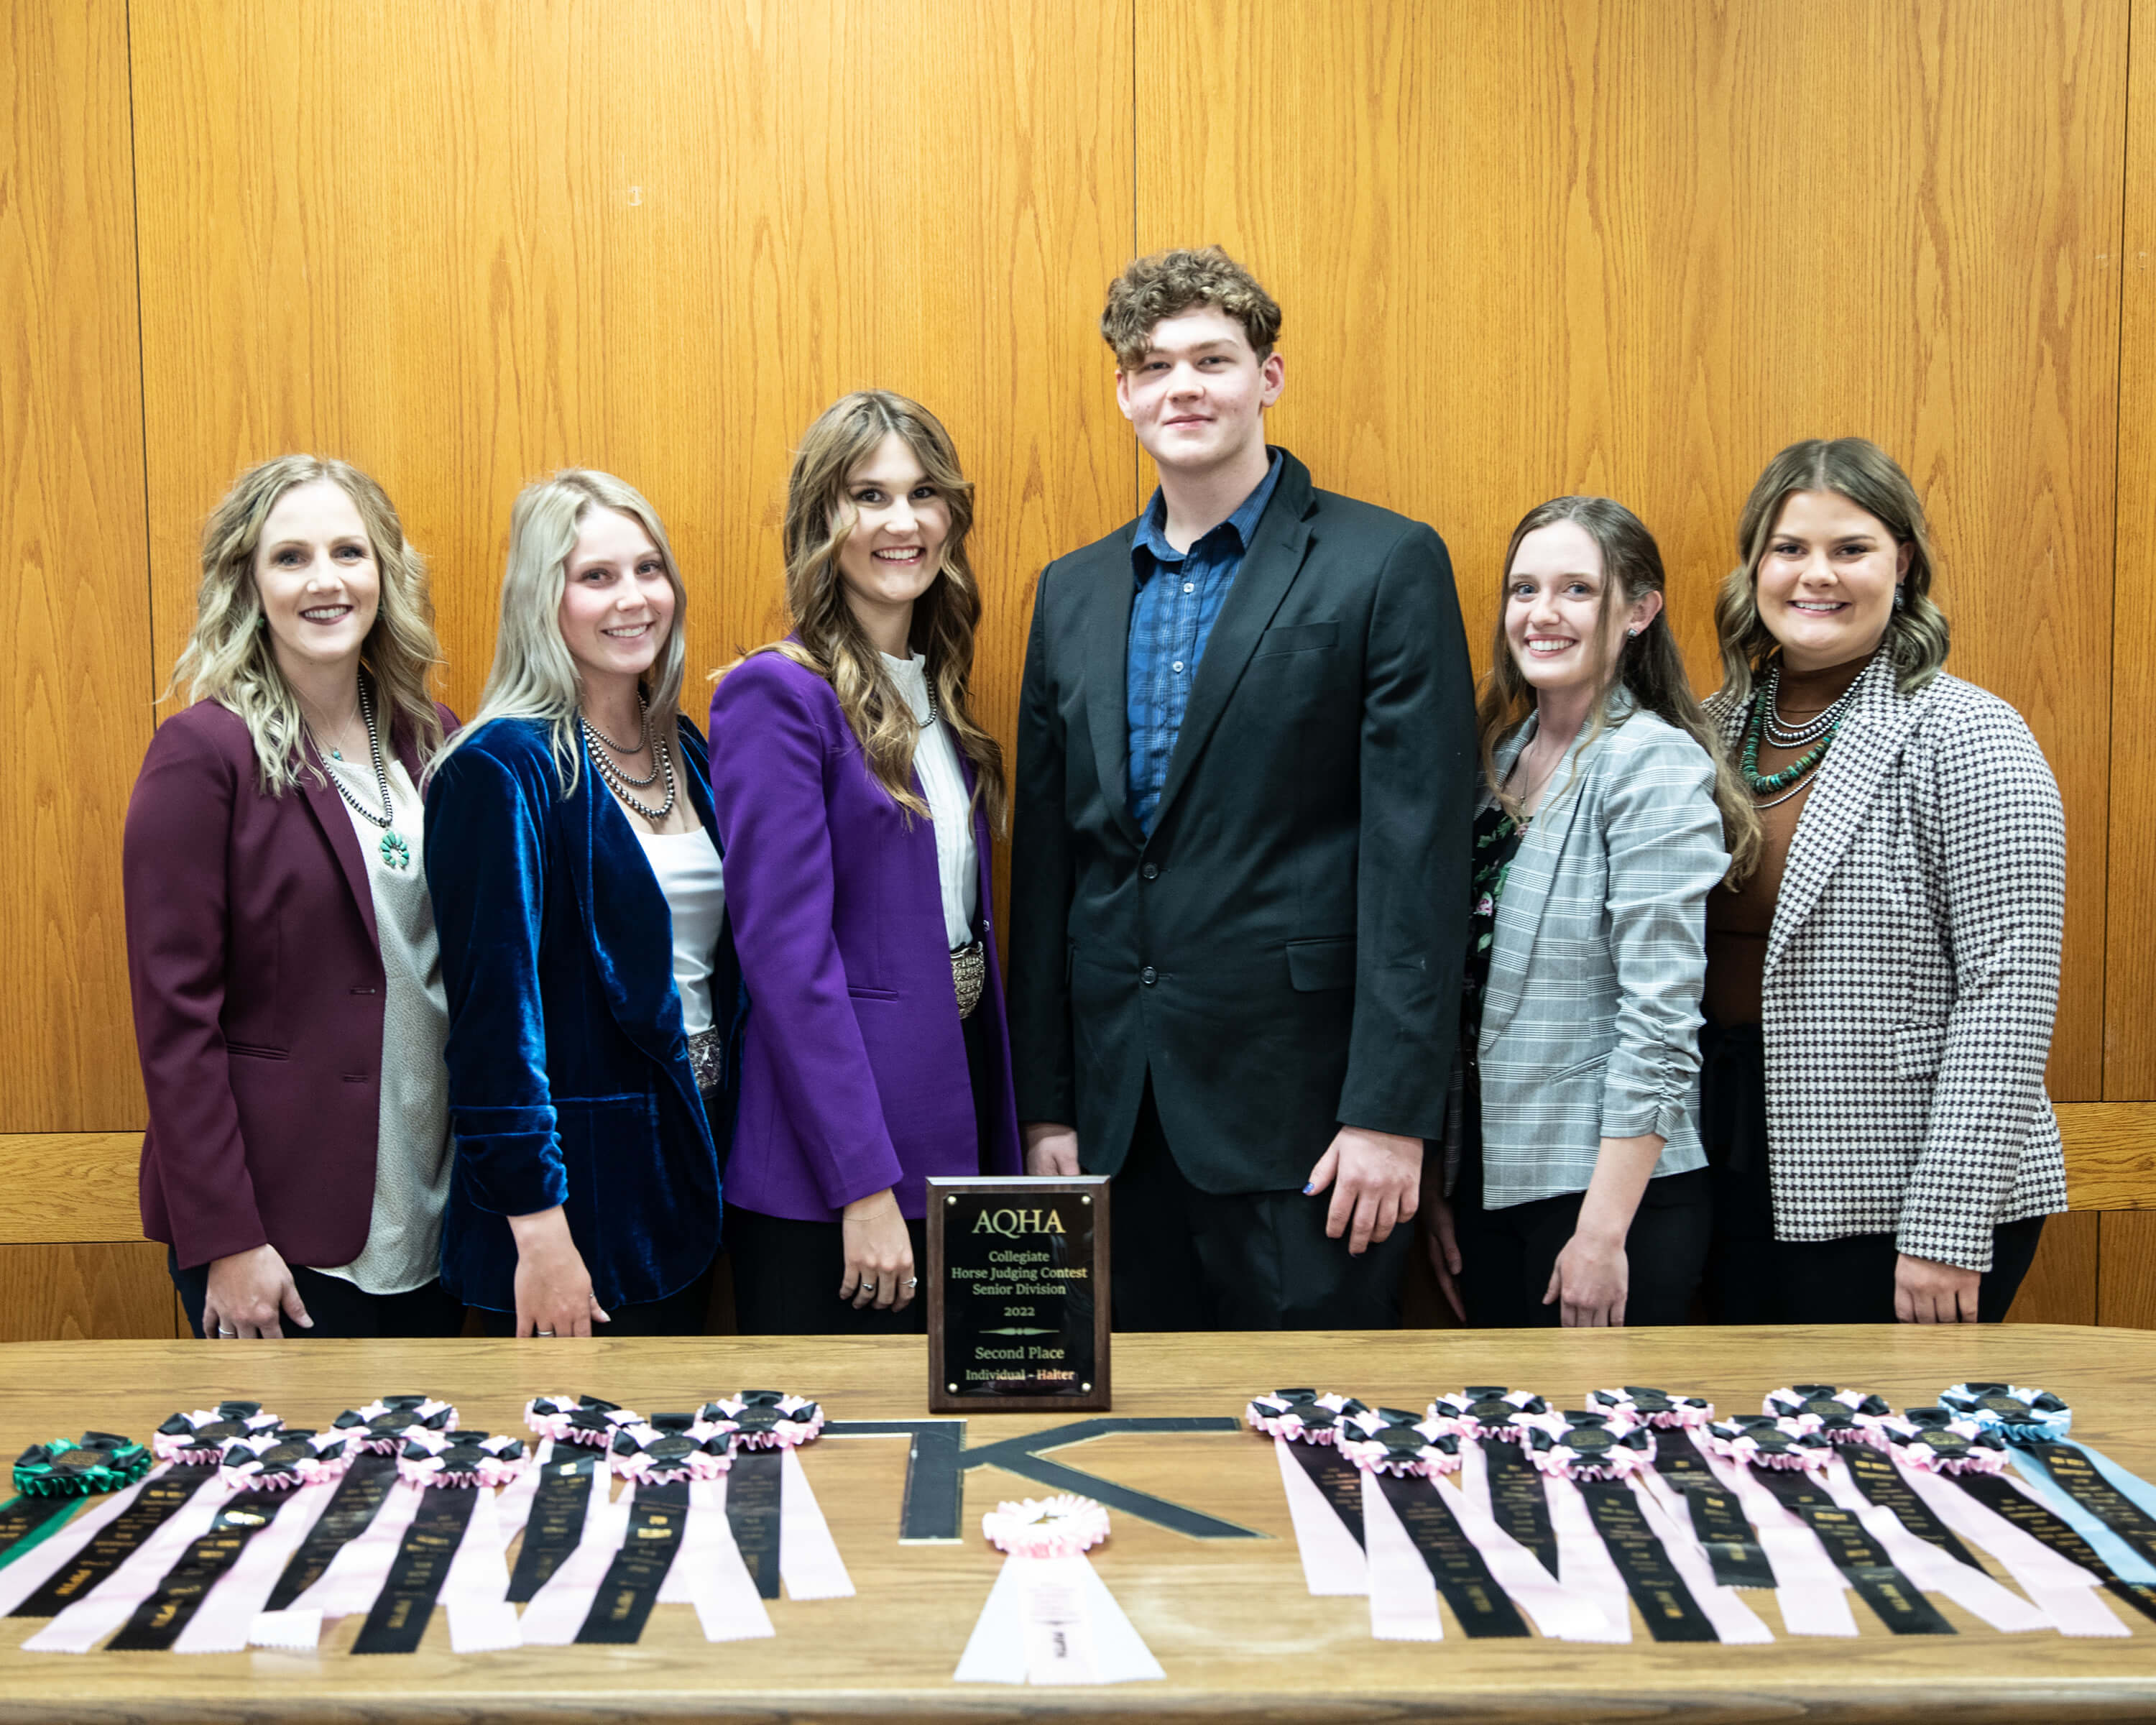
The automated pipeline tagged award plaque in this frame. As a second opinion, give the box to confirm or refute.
[926,1175,1110,1414]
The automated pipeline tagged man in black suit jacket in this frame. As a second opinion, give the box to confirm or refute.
[1008,248,1475,1330]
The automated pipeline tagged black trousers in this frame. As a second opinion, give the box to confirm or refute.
[1108,1077,1412,1332]
[1452,1133,1712,1328]
[728,1000,997,1336]
[168,1248,465,1340]
[1700,1020,2045,1324]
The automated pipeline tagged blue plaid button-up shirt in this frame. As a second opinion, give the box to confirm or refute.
[1123,453,1284,834]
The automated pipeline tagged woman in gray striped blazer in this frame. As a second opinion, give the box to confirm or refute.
[1700,438,2066,1325]
[1423,498,1757,1328]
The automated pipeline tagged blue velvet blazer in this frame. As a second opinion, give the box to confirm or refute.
[423,714,740,1313]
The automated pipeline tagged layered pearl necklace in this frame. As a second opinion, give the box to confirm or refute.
[581,691,678,823]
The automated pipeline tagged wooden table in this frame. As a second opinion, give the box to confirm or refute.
[3,1325,2155,1721]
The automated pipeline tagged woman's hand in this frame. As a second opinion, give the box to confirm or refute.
[1418,1190,1466,1321]
[201,1243,313,1338]
[1895,1252,1981,1322]
[507,1206,610,1338]
[840,1190,915,1311]
[1023,1121,1081,1178]
[1545,1230,1628,1327]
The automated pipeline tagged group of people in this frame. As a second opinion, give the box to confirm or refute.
[124,247,2068,1343]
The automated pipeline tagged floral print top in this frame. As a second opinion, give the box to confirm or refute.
[1461,799,1526,1052]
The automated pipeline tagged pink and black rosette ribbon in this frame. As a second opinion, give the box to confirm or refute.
[333,1397,458,1454]
[152,1402,282,1465]
[1764,1386,1892,1447]
[607,1421,734,1485]
[1938,1383,2075,1445]
[1701,1415,1835,1472]
[218,1428,360,1493]
[1335,1407,1463,1478]
[1588,1388,1713,1430]
[711,1391,824,1449]
[1245,1389,1364,1445]
[524,1393,639,1448]
[1523,1411,1656,1481]
[397,1430,527,1490]
[1431,1387,1549,1443]
[1881,1409,2011,1476]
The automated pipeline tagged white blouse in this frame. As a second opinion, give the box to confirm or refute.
[318,754,453,1296]
[636,825,727,1034]
[884,652,980,949]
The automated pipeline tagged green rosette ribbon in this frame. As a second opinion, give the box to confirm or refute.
[13,1431,153,1498]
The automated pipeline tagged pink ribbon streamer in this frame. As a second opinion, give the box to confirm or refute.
[777,1445,853,1600]
[1695,1441,1857,1637]
[1539,1474,1634,1641]
[22,1476,235,1653]
[0,1469,162,1617]
[1818,1455,2047,1632]
[1272,1436,1365,1596]
[1450,1443,1623,1641]
[515,1476,631,1646]
[1894,1458,2129,1638]
[278,1476,426,1623]
[658,1476,774,1642]
[171,1476,338,1654]
[1358,1470,1442,1639]
[1627,1476,1774,1644]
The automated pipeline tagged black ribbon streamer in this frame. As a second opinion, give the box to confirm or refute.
[106,1495,282,1651]
[1287,1443,1365,1547]
[349,1489,477,1655]
[1838,1443,1979,1570]
[11,1470,211,1619]
[507,1449,599,1603]
[577,1479,688,1644]
[0,1495,78,1566]
[1654,1437,1774,1590]
[1952,1470,2156,1627]
[1480,1440,1559,1579]
[1575,1480,1719,1642]
[725,1449,783,1600]
[262,1450,397,1611]
[2020,1441,2156,1570]
[1374,1474,1527,1637]
[1753,1468,1954,1635]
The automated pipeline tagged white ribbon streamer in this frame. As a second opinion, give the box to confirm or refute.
[1273,1436,1365,1595]
[23,1475,235,1653]
[1894,1458,2129,1638]
[172,1477,338,1654]
[777,1445,853,1600]
[953,1554,1163,1684]
[1359,1470,1442,1640]
[443,1486,524,1653]
[0,1470,161,1617]
[1450,1444,1622,1642]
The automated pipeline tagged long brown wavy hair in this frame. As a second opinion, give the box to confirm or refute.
[1477,495,1761,883]
[740,390,1008,833]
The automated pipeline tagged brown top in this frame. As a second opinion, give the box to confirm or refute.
[1703,651,1872,1028]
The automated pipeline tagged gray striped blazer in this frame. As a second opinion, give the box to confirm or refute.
[1708,652,2067,1271]
[1447,700,1730,1208]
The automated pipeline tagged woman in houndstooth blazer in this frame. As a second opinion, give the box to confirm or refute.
[1422,498,1757,1328]
[1700,438,2067,1325]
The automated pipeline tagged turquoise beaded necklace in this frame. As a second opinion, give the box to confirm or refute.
[1740,684,1838,799]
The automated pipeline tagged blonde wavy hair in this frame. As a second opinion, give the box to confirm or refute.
[1714,437,1950,709]
[732,390,1007,834]
[437,469,690,799]
[167,455,443,794]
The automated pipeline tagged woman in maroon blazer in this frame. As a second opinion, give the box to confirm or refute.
[124,455,462,1340]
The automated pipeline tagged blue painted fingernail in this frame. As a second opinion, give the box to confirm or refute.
[1302,1182,1314,1195]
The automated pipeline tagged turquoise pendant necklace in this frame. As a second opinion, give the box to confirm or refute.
[313,681,410,870]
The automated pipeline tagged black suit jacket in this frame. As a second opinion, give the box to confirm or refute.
[1007,448,1475,1193]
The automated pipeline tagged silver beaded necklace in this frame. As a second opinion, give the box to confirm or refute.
[582,698,678,823]
[310,679,411,870]
[1761,663,1856,748]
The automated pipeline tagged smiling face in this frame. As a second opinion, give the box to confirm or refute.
[1115,305,1284,479]
[1754,488,1911,672]
[253,479,381,683]
[556,505,675,690]
[832,431,951,643]
[1503,520,1659,697]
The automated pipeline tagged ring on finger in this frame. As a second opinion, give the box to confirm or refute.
[216,1326,238,1338]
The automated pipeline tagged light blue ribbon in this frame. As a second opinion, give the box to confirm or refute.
[2007,1448,2156,1583]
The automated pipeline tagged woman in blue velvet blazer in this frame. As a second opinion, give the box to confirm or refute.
[425,470,739,1337]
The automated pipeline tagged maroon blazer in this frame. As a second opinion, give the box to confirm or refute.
[124,696,455,1271]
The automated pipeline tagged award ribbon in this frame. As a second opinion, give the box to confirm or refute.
[1248,1390,1365,1595]
[1815,1450,2046,1633]
[1749,1468,1955,1634]
[0,1472,160,1619]
[9,1466,212,1619]
[262,1450,397,1610]
[778,1443,854,1599]
[1692,1437,1858,1637]
[1450,1438,1623,1641]
[1646,1435,1774,1591]
[13,1433,152,1499]
[20,1473,234,1653]
[655,1474,775,1642]
[167,1477,339,1654]
[349,1486,478,1654]
[1835,1440,1980,1570]
[105,1491,284,1651]
[1373,1473,1529,1638]
[507,1448,599,1602]
[724,1447,783,1599]
[575,1479,688,1644]
[517,1473,633,1646]
[954,1496,1164,1685]
[0,1496,80,1573]
[1478,1435,1560,1579]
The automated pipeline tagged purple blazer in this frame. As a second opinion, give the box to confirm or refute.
[124,696,454,1271]
[707,652,1021,1221]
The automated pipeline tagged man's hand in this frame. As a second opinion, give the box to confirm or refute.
[1895,1252,1981,1323]
[1306,1126,1422,1255]
[1419,1190,1465,1320]
[1022,1121,1081,1177]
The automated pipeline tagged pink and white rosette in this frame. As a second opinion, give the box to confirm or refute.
[218,1430,359,1493]
[524,1394,638,1448]
[397,1430,527,1489]
[1245,1389,1362,1445]
[607,1421,734,1485]
[1335,1408,1463,1478]
[1521,1412,1655,1481]
[712,1391,824,1449]
[152,1404,282,1465]
[333,1397,457,1453]
[1763,1386,1892,1448]
[1431,1387,1548,1443]
[955,1496,1161,1685]
[1700,1416,1833,1472]
[1586,1388,1712,1430]
[1880,1414,2011,1476]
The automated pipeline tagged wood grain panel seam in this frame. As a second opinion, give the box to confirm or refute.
[123,0,159,712]
[2105,0,2137,1101]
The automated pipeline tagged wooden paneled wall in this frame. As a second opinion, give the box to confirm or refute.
[4,0,2153,1338]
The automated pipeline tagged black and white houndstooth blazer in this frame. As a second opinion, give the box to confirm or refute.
[1710,650,2068,1271]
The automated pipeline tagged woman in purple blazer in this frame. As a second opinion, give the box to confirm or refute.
[124,456,461,1341]
[709,391,1021,1333]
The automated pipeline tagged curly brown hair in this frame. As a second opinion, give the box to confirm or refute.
[1100,247,1282,368]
